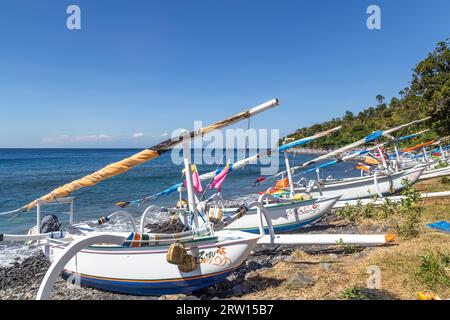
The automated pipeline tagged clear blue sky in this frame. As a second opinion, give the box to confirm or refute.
[0,0,449,148]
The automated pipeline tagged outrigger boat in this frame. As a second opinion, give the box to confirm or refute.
[396,138,450,181]
[264,118,430,201]
[119,126,343,233]
[0,99,280,295]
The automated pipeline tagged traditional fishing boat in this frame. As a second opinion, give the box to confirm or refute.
[0,99,280,296]
[46,227,260,295]
[219,195,341,233]
[401,139,450,181]
[265,118,430,201]
[292,166,424,201]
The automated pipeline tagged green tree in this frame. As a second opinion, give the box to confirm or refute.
[408,39,450,135]
[376,94,385,105]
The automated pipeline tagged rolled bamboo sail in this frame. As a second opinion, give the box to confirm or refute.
[402,140,436,153]
[20,99,279,211]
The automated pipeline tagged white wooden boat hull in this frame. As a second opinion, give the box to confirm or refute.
[222,195,341,233]
[419,166,450,181]
[293,167,424,201]
[47,230,259,295]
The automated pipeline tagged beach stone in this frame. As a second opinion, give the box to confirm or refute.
[356,251,368,259]
[328,253,338,259]
[245,260,261,271]
[321,262,332,272]
[226,273,237,282]
[158,294,186,300]
[252,245,278,255]
[281,255,295,263]
[232,284,244,295]
[285,272,315,289]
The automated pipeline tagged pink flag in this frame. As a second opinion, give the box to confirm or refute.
[183,165,203,193]
[210,162,230,192]
[192,166,203,193]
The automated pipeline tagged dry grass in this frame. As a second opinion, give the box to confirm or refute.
[415,177,450,193]
[237,178,450,300]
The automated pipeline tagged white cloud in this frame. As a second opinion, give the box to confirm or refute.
[42,134,112,144]
[132,132,144,138]
[160,132,169,137]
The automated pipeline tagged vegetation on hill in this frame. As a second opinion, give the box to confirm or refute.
[284,39,450,149]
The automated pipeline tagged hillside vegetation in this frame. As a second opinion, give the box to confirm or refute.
[285,39,450,149]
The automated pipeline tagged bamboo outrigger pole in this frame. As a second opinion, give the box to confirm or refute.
[301,117,431,168]
[262,116,431,183]
[17,99,279,212]
[126,125,342,205]
[198,125,343,181]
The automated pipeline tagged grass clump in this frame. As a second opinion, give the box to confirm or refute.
[339,287,369,300]
[335,238,362,254]
[440,176,450,185]
[435,159,449,169]
[415,249,450,291]
[336,179,423,239]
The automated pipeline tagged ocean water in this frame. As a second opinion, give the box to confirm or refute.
[0,148,358,265]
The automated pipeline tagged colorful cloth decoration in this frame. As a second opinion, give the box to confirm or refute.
[356,163,370,172]
[124,232,150,248]
[182,165,203,193]
[210,161,231,192]
[115,201,130,208]
[254,177,266,185]
[97,215,111,225]
[364,156,381,166]
[365,130,383,143]
[402,140,435,153]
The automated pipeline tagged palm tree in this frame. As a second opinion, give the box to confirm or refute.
[376,94,385,105]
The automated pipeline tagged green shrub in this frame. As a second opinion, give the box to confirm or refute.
[415,250,450,290]
[339,287,369,300]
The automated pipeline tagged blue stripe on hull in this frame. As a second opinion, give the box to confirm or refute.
[61,269,235,296]
[241,215,323,234]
